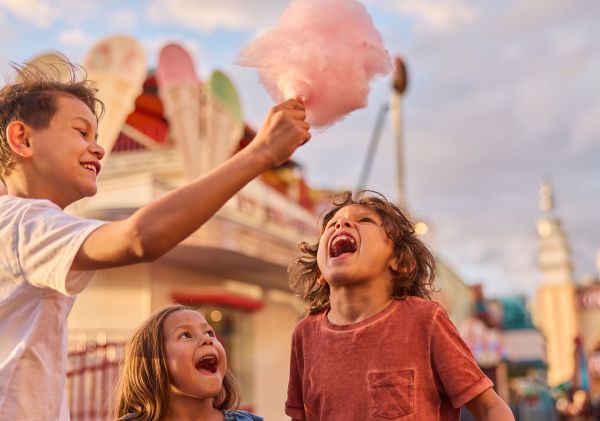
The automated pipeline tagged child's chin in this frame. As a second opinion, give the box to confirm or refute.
[326,274,356,286]
[80,185,98,198]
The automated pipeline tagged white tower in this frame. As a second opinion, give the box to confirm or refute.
[535,178,579,386]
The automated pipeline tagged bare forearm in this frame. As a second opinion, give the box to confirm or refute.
[72,99,310,270]
[130,145,270,258]
[74,146,270,269]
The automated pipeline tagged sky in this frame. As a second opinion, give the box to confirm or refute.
[1,0,598,297]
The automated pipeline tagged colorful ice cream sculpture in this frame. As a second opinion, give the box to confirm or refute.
[207,70,244,170]
[156,43,207,179]
[84,35,147,160]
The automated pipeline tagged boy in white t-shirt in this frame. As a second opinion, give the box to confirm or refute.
[0,61,310,420]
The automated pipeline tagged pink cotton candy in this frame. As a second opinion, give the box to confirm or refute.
[238,0,392,128]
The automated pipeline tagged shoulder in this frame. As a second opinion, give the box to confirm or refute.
[223,410,263,421]
[394,296,443,320]
[0,196,65,227]
[0,196,58,237]
[292,311,325,336]
[2,195,105,232]
[0,195,57,215]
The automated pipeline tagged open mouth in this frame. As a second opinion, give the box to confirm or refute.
[80,162,100,176]
[329,234,357,258]
[195,355,218,374]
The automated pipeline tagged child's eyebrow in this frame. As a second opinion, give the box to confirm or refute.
[72,117,99,141]
[171,322,211,333]
[326,211,378,225]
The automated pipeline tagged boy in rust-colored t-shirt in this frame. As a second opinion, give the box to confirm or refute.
[286,192,514,421]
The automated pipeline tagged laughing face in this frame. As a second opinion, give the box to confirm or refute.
[27,95,104,208]
[163,310,227,400]
[317,204,398,288]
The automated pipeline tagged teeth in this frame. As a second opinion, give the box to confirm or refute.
[82,163,96,174]
[332,234,355,247]
[197,355,216,364]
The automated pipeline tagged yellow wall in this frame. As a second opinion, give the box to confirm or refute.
[68,264,152,346]
[252,293,302,420]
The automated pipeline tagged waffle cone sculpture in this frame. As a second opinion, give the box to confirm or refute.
[207,70,244,170]
[157,43,209,179]
[83,35,147,160]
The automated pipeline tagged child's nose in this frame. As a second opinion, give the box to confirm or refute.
[335,218,352,229]
[90,142,105,160]
[199,335,214,347]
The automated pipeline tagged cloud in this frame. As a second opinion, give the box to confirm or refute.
[570,105,600,155]
[145,0,286,32]
[0,0,59,27]
[111,9,138,30]
[374,0,478,33]
[58,28,92,46]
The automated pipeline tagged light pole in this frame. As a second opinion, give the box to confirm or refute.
[390,56,409,208]
[355,56,409,203]
[356,103,389,193]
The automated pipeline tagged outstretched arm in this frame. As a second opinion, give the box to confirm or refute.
[72,99,310,271]
[465,388,514,421]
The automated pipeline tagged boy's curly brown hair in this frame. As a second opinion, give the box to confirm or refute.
[0,55,104,181]
[289,190,436,314]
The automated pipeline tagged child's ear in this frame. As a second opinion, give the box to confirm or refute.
[389,258,400,273]
[6,121,33,158]
[390,256,415,274]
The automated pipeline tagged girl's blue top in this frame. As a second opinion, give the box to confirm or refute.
[117,409,262,420]
[223,410,263,421]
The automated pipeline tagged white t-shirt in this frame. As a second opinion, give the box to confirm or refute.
[0,196,107,421]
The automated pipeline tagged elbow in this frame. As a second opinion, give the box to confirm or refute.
[126,221,166,263]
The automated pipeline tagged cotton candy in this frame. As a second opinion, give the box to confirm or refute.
[238,0,392,128]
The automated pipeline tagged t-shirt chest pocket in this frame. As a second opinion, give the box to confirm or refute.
[368,369,415,419]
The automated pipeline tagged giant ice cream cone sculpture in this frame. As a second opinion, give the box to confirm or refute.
[156,43,207,179]
[83,35,147,160]
[207,70,244,170]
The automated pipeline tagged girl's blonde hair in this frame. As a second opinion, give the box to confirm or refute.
[114,304,240,420]
[289,191,436,314]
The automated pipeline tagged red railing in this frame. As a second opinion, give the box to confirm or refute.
[66,342,126,421]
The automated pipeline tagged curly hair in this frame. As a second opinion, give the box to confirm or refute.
[113,304,240,420]
[289,191,436,314]
[0,55,104,181]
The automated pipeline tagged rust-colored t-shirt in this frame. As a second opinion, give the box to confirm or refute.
[285,297,493,420]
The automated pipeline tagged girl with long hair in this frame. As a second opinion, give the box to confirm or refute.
[114,304,261,421]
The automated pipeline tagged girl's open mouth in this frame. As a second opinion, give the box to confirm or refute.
[195,355,218,374]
